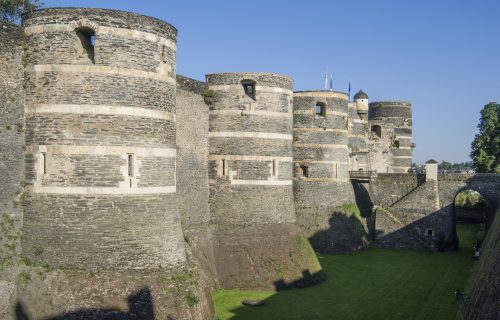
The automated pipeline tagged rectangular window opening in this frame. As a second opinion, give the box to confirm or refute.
[127,154,134,177]
[301,165,308,178]
[41,152,47,174]
[272,160,277,176]
[222,159,226,176]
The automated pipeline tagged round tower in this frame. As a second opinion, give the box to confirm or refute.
[207,72,321,289]
[22,8,185,270]
[0,21,24,268]
[293,91,363,252]
[353,90,369,119]
[293,91,352,205]
[368,101,413,173]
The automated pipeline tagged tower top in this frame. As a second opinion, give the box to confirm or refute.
[353,90,368,100]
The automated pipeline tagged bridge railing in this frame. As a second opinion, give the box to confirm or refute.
[349,170,377,181]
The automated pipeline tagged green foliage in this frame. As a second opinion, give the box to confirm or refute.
[186,291,199,307]
[438,160,452,171]
[202,89,215,98]
[18,271,32,284]
[455,190,485,208]
[214,224,480,320]
[470,102,500,173]
[0,0,43,24]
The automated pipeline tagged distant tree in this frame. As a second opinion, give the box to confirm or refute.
[438,160,452,171]
[470,102,500,173]
[0,0,43,24]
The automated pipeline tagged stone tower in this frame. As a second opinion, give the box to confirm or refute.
[368,101,413,173]
[0,21,24,266]
[206,72,321,289]
[348,90,370,171]
[293,91,352,210]
[22,8,185,270]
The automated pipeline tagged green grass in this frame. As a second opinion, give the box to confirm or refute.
[214,223,479,320]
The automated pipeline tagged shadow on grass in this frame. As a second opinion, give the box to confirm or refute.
[16,287,156,320]
[215,223,481,320]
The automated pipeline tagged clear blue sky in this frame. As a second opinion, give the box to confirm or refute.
[40,0,500,164]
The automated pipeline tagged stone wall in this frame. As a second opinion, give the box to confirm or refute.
[176,75,217,282]
[368,101,413,173]
[207,73,321,289]
[0,22,24,271]
[369,173,456,250]
[1,8,215,320]
[459,206,500,320]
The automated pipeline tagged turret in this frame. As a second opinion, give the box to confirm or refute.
[353,90,369,119]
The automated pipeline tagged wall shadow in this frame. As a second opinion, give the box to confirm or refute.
[308,210,369,254]
[273,269,326,291]
[16,287,155,320]
[373,205,458,251]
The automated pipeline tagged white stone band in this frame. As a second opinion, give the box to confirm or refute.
[208,84,292,95]
[26,104,175,121]
[209,155,292,162]
[32,185,176,194]
[209,131,293,140]
[209,110,292,118]
[32,145,176,157]
[27,64,175,85]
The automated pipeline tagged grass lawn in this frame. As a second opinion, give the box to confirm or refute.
[214,223,479,320]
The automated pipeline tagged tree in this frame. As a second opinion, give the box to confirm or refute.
[470,102,500,173]
[0,0,43,24]
[438,160,452,171]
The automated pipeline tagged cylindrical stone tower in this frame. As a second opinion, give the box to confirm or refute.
[22,8,185,270]
[368,101,413,173]
[293,91,352,207]
[207,73,321,289]
[0,21,24,267]
[293,91,361,253]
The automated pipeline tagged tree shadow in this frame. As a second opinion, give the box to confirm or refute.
[16,287,155,320]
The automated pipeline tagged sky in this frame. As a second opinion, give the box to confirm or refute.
[40,0,500,164]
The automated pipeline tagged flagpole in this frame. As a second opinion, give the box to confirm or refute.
[324,65,328,90]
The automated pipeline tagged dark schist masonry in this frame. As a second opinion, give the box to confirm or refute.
[5,6,498,320]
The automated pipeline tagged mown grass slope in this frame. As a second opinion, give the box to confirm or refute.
[214,223,479,320]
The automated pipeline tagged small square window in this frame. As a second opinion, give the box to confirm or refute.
[315,102,326,117]
[241,80,256,99]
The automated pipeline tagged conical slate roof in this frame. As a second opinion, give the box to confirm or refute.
[353,90,368,100]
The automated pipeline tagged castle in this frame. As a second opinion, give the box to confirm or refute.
[2,7,497,320]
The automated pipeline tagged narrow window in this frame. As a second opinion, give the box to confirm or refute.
[161,44,167,62]
[315,102,326,117]
[41,152,47,174]
[427,229,433,237]
[371,125,382,139]
[76,27,95,63]
[241,80,256,100]
[221,159,226,176]
[272,159,277,176]
[127,154,134,177]
[301,165,308,178]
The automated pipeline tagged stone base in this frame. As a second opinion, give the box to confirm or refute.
[0,251,213,320]
[211,223,323,290]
